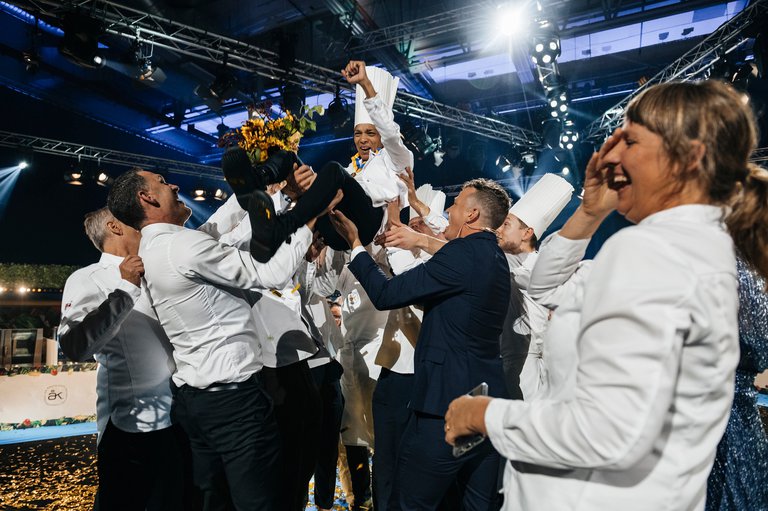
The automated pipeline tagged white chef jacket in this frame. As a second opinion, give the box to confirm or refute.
[139,222,312,388]
[503,251,551,400]
[346,95,414,209]
[59,254,174,442]
[485,205,740,511]
[323,243,423,446]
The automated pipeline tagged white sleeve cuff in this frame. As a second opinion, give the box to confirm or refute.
[117,279,142,302]
[350,246,367,260]
[484,398,525,458]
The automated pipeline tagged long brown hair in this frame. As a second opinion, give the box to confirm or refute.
[625,80,768,282]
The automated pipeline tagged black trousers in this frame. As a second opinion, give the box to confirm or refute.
[94,419,184,511]
[261,361,323,511]
[310,360,345,509]
[345,444,372,509]
[171,374,281,511]
[390,412,502,511]
[291,162,384,250]
[372,368,415,511]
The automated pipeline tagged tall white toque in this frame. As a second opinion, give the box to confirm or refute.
[354,66,400,127]
[510,173,574,239]
[410,184,446,221]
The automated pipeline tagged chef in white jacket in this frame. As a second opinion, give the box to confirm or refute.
[314,61,415,260]
[443,80,768,511]
[497,174,574,400]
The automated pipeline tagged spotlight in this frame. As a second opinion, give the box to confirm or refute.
[546,86,569,118]
[213,188,228,201]
[209,72,238,100]
[128,40,165,84]
[96,172,113,187]
[195,70,238,110]
[93,55,104,67]
[401,120,438,159]
[560,122,579,151]
[496,146,522,173]
[433,149,445,167]
[327,88,352,131]
[22,51,39,73]
[217,122,231,137]
[520,150,537,177]
[138,61,165,84]
[282,82,306,115]
[192,188,207,201]
[59,12,103,69]
[562,166,570,175]
[64,169,84,185]
[18,161,28,170]
[530,19,560,66]
[497,155,511,173]
[494,3,527,38]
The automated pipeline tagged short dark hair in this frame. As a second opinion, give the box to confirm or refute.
[463,178,511,229]
[107,168,148,230]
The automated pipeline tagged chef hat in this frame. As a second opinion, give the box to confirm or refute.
[509,173,574,239]
[354,66,400,127]
[409,184,446,221]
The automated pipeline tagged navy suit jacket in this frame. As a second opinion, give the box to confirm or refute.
[348,231,511,417]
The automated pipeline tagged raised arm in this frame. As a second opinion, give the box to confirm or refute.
[58,258,143,361]
[175,227,313,291]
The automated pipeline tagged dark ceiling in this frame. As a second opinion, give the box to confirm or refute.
[0,0,766,265]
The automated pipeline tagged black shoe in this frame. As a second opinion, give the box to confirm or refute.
[246,190,302,263]
[221,147,266,210]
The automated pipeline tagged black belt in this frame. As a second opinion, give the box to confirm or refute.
[196,373,260,392]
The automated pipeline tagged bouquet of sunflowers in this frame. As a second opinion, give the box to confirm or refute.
[220,102,324,166]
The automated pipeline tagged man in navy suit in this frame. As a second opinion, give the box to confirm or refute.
[330,178,512,510]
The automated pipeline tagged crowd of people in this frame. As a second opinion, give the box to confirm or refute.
[56,60,768,511]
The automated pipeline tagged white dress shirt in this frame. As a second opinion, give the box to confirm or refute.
[139,222,312,388]
[216,191,321,369]
[485,205,740,511]
[346,95,414,208]
[59,253,175,442]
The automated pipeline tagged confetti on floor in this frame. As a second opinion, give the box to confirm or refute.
[0,434,359,510]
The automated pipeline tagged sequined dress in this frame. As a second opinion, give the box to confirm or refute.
[706,259,768,510]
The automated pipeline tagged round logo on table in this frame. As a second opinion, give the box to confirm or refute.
[44,385,68,405]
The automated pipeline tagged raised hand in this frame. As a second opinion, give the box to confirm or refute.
[119,255,144,287]
[385,199,404,232]
[304,231,326,262]
[329,209,361,250]
[284,163,316,200]
[341,60,368,85]
[581,128,622,219]
[376,224,422,251]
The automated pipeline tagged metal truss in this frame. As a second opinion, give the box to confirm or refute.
[345,4,484,54]
[583,0,768,142]
[0,130,222,179]
[7,0,541,146]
